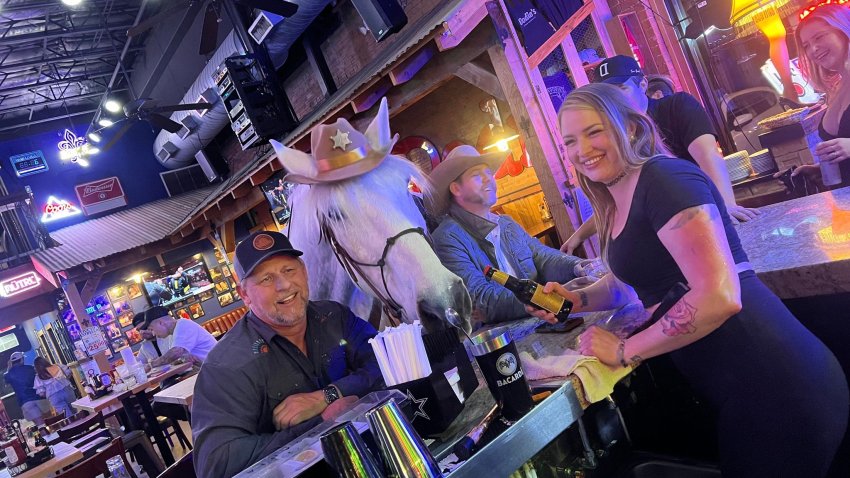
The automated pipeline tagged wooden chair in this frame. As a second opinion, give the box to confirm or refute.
[57,437,138,478]
[57,411,105,443]
[44,411,67,428]
[157,450,195,478]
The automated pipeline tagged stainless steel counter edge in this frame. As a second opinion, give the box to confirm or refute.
[448,381,584,477]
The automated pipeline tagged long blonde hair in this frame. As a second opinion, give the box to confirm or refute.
[795,4,850,93]
[558,83,670,261]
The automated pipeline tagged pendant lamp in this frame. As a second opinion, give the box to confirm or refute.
[730,0,806,100]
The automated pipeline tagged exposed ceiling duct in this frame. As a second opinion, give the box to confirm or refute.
[151,0,333,169]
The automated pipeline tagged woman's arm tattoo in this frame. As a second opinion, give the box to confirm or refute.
[660,297,698,336]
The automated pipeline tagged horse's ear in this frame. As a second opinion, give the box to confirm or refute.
[270,139,317,180]
[364,97,398,150]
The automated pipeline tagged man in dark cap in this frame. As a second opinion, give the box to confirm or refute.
[562,55,761,254]
[132,308,172,371]
[192,231,384,478]
[133,305,216,367]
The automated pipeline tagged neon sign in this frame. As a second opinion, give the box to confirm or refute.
[800,0,849,20]
[0,271,41,297]
[41,196,82,223]
[57,129,95,163]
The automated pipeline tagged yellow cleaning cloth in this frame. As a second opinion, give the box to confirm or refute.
[519,350,631,403]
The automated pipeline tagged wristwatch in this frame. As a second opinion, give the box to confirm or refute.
[323,385,341,404]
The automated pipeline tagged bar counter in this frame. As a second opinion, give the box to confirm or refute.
[736,186,850,299]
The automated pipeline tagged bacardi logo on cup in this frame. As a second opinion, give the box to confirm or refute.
[496,352,524,387]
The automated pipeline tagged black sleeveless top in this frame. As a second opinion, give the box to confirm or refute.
[818,105,850,184]
[608,158,749,306]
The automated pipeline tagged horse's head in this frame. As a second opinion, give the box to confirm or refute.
[288,156,472,333]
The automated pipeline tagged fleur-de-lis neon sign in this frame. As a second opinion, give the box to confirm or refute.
[57,129,93,162]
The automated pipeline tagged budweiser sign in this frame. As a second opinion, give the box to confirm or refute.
[75,176,127,215]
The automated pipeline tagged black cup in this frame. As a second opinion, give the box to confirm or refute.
[467,327,533,421]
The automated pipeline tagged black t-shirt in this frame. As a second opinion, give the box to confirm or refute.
[608,158,749,306]
[647,92,716,164]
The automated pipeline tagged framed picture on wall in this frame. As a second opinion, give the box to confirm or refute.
[113,300,132,316]
[107,285,126,302]
[66,322,82,341]
[117,312,134,328]
[175,308,191,320]
[199,290,214,302]
[214,248,225,264]
[218,292,234,307]
[260,172,295,226]
[226,278,237,290]
[221,266,232,278]
[127,283,143,299]
[94,309,115,326]
[209,266,222,282]
[86,294,111,316]
[173,300,185,309]
[231,290,241,302]
[125,328,142,346]
[111,337,129,350]
[104,323,122,340]
[189,303,205,319]
[214,281,229,294]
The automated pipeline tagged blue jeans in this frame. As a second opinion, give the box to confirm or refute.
[47,386,76,418]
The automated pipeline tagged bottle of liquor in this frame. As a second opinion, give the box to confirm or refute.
[483,266,573,321]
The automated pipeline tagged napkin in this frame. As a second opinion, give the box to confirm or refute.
[519,350,631,403]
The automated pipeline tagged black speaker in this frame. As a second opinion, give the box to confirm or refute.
[195,149,227,182]
[351,0,407,42]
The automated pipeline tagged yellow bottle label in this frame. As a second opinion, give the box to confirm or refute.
[490,270,510,286]
[531,287,565,314]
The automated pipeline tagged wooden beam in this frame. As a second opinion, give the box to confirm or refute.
[230,182,253,200]
[252,205,277,232]
[526,2,595,70]
[62,279,89,328]
[249,164,274,187]
[386,22,498,118]
[454,62,506,100]
[437,0,487,51]
[389,43,437,86]
[220,220,236,254]
[487,2,578,242]
[202,203,221,222]
[214,187,265,228]
[79,273,103,306]
[350,76,392,114]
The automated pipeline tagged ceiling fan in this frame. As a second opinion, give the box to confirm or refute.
[127,0,299,55]
[101,98,213,151]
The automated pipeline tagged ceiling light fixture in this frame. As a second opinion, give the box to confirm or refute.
[61,0,83,5]
[104,100,122,113]
[98,118,114,127]
[88,132,102,143]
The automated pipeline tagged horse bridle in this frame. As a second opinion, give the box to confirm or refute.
[321,222,428,326]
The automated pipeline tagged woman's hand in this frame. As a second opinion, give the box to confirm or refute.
[577,326,622,367]
[560,234,583,254]
[815,138,850,164]
[523,282,580,324]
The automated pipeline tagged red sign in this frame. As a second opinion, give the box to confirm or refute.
[0,271,41,297]
[75,176,127,215]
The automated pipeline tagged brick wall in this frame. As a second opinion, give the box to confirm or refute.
[283,0,445,120]
[607,0,679,86]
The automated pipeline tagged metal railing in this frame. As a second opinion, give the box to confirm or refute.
[0,187,57,268]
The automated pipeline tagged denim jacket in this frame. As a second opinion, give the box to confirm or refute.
[432,204,581,323]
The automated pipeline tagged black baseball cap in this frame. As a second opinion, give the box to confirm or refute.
[133,305,170,330]
[233,231,303,281]
[594,55,644,85]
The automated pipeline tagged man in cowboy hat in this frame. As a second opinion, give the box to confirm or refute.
[429,145,583,324]
[192,230,383,478]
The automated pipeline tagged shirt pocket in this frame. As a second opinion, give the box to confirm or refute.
[265,381,303,410]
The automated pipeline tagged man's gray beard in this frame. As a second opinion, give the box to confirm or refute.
[270,308,307,327]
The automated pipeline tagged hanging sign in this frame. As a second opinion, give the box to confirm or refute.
[9,150,48,177]
[81,326,109,356]
[57,129,95,163]
[41,196,82,223]
[74,176,127,215]
[0,271,41,297]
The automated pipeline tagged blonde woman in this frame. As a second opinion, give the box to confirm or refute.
[33,357,75,419]
[792,3,850,186]
[530,83,847,476]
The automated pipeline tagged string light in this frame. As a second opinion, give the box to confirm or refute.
[800,0,850,20]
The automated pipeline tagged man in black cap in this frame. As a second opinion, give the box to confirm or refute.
[132,308,172,371]
[561,55,761,253]
[192,231,384,478]
[134,305,216,368]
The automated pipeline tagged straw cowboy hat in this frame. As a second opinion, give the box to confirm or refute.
[426,144,503,215]
[271,97,398,184]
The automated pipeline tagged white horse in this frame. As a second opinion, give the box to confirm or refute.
[283,156,471,333]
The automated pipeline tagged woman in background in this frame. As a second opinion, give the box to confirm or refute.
[533,83,848,477]
[791,3,850,187]
[33,357,75,419]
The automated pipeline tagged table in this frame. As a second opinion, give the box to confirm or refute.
[736,186,850,299]
[71,362,193,414]
[153,374,197,408]
[0,442,83,478]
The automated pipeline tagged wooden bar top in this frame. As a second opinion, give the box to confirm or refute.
[736,186,850,299]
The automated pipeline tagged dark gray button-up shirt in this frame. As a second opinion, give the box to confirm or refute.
[192,301,384,478]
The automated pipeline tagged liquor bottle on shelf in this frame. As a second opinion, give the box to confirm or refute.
[483,265,573,321]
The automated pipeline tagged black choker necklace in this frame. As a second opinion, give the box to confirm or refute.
[604,170,628,187]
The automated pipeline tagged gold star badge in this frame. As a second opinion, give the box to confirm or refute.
[330,129,352,150]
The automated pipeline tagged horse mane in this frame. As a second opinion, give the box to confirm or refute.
[289,155,432,239]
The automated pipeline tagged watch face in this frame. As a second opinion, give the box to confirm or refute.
[324,386,340,404]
